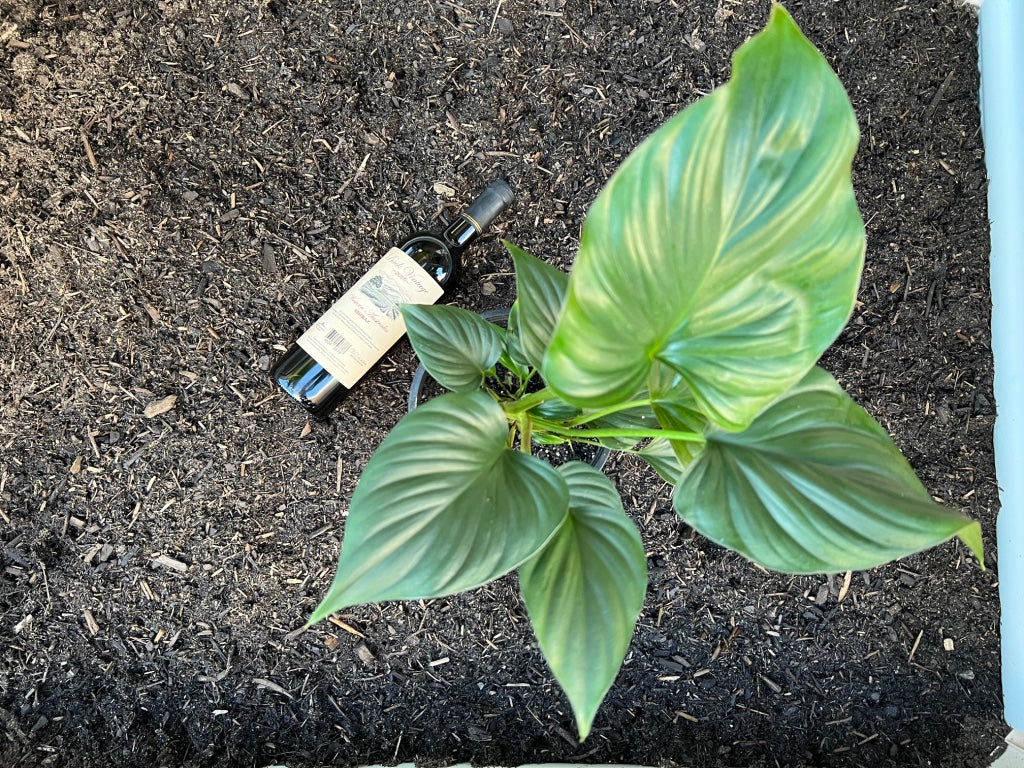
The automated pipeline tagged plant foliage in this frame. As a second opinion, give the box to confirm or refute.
[309,6,983,740]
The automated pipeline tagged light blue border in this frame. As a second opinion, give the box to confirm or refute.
[979,0,1024,731]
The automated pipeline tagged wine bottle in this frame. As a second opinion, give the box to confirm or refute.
[271,179,514,419]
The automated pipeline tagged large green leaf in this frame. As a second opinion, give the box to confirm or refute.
[402,304,504,393]
[544,5,865,430]
[507,242,569,371]
[310,391,569,621]
[673,367,984,573]
[520,462,647,740]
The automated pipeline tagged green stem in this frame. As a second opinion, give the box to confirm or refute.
[486,367,515,399]
[505,386,556,415]
[507,423,519,449]
[519,415,533,455]
[566,398,654,427]
[531,418,705,445]
[514,368,538,398]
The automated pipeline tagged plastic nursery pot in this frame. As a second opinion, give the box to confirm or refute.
[407,307,611,471]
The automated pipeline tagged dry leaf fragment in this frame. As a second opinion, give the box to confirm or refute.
[144,395,177,418]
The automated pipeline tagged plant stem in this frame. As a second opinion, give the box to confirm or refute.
[566,398,654,427]
[514,368,537,398]
[531,418,705,445]
[519,415,533,455]
[505,386,556,415]
[506,423,518,449]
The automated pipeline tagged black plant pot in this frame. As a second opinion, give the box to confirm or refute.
[407,308,611,471]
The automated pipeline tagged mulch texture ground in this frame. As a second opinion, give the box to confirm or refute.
[0,0,1005,766]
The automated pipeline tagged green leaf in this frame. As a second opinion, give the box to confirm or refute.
[673,367,984,573]
[532,397,582,422]
[310,391,569,621]
[638,439,683,485]
[520,462,647,740]
[507,241,569,371]
[544,5,865,430]
[402,304,505,393]
[502,301,532,377]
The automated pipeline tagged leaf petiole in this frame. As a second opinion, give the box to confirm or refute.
[566,398,655,427]
[530,418,705,445]
[506,386,557,415]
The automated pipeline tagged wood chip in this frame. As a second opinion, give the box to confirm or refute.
[299,422,312,439]
[908,629,924,662]
[144,395,177,418]
[944,637,955,652]
[252,678,293,698]
[355,643,375,664]
[327,615,365,638]
[152,554,188,572]
[70,455,83,475]
[838,570,852,603]
[225,82,248,100]
[761,675,782,693]
[83,609,99,636]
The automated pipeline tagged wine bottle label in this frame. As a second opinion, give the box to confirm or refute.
[296,247,444,388]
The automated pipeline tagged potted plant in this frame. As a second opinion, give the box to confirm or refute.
[307,5,983,739]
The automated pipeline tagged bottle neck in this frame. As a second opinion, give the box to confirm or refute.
[441,214,480,252]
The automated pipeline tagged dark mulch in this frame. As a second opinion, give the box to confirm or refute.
[0,0,1004,766]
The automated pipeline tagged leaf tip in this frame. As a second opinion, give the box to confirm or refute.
[958,519,985,570]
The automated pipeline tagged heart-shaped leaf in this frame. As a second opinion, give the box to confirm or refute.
[310,391,569,621]
[507,242,569,371]
[402,304,505,393]
[673,367,984,573]
[544,5,865,430]
[520,462,647,740]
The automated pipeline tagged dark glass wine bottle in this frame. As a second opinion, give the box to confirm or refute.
[271,179,514,419]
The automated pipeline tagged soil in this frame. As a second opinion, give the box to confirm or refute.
[0,1,1005,767]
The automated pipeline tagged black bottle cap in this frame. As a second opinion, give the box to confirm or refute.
[462,179,514,233]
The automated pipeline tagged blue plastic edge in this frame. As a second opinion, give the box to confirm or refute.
[979,0,1024,732]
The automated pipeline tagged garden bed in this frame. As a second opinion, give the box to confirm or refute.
[0,0,1005,765]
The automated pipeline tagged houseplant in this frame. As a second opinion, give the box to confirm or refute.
[308,5,983,739]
